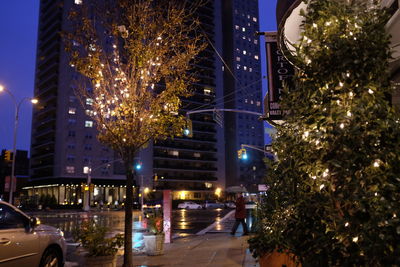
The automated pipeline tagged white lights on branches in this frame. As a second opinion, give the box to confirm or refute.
[373,160,380,167]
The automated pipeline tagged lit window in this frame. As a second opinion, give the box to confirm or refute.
[169,150,179,156]
[253,17,257,22]
[247,15,250,19]
[204,88,211,95]
[249,68,253,72]
[242,36,246,40]
[68,119,76,124]
[256,101,261,106]
[236,64,240,70]
[205,182,212,188]
[68,107,76,114]
[66,166,75,174]
[236,57,241,62]
[242,27,246,32]
[243,50,247,55]
[69,96,76,103]
[254,39,258,44]
[85,121,93,128]
[235,25,239,30]
[254,55,259,60]
[244,66,247,71]
[85,109,94,116]
[74,0,82,4]
[194,153,201,158]
[245,99,248,103]
[86,98,93,105]
[251,100,254,104]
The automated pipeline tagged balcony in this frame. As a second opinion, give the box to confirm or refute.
[153,164,217,172]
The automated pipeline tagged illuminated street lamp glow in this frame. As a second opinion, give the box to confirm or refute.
[215,187,222,197]
[0,84,38,204]
[183,128,190,136]
[242,153,248,160]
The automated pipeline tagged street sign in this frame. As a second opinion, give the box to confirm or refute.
[213,109,223,127]
[265,32,294,121]
[4,176,16,192]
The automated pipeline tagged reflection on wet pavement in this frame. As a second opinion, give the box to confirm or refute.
[27,209,231,241]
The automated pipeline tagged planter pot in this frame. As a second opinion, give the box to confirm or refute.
[143,234,164,256]
[259,250,301,267]
[84,255,117,267]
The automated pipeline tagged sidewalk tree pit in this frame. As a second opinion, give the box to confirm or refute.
[64,0,206,266]
[250,0,400,266]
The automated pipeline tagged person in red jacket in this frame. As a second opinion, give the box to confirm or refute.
[230,193,248,236]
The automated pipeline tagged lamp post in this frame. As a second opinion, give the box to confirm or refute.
[0,85,38,204]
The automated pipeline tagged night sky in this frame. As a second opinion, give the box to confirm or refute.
[0,0,277,153]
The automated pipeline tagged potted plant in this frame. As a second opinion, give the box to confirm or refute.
[74,220,124,267]
[143,209,164,256]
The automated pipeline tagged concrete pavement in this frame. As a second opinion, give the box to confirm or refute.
[66,209,259,267]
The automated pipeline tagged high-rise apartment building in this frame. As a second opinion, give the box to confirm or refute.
[27,0,263,205]
[222,0,265,191]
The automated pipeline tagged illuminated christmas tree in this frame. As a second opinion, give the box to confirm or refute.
[250,1,400,265]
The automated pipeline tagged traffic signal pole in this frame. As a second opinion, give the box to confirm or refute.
[186,108,279,128]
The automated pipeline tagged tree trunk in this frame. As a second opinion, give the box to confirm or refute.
[123,160,134,267]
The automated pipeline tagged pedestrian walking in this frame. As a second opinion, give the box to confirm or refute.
[230,193,248,236]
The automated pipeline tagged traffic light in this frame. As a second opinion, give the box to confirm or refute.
[184,119,193,137]
[135,162,142,170]
[237,148,247,160]
[4,150,11,162]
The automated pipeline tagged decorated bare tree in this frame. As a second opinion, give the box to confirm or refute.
[65,0,206,265]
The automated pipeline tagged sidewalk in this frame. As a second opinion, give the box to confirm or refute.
[122,233,258,267]
[66,210,259,267]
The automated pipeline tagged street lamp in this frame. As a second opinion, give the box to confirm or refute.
[0,84,38,204]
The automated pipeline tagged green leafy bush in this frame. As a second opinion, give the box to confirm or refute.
[250,0,400,266]
[74,220,124,257]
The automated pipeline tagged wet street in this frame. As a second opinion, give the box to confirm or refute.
[26,208,232,241]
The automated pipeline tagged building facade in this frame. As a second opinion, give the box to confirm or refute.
[28,0,263,205]
[222,0,265,191]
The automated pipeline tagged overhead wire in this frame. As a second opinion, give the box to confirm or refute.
[186,24,264,112]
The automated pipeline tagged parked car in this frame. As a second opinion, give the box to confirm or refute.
[204,201,225,209]
[177,201,203,209]
[245,201,257,209]
[0,200,66,267]
[225,201,236,209]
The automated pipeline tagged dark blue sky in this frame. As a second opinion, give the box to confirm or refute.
[0,0,277,153]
